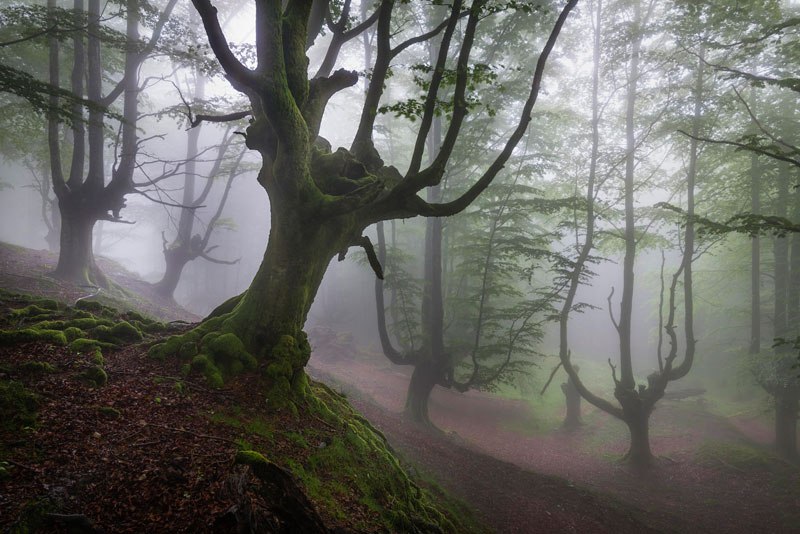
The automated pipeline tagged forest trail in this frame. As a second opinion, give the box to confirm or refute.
[310,356,800,534]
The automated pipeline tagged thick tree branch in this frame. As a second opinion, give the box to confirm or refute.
[191,0,257,92]
[305,68,359,138]
[397,0,579,215]
[406,0,463,178]
[314,5,380,79]
[190,110,251,129]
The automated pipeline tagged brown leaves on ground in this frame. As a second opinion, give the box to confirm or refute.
[0,338,374,533]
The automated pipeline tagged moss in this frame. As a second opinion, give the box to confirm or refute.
[235,449,270,469]
[19,361,57,374]
[109,320,143,342]
[205,333,257,380]
[0,328,67,347]
[69,338,111,354]
[191,354,223,388]
[63,326,84,342]
[92,349,104,366]
[123,310,149,323]
[288,383,457,532]
[65,317,108,330]
[148,335,187,361]
[74,299,107,313]
[89,325,118,345]
[0,379,39,432]
[32,319,67,330]
[179,342,198,359]
[10,304,56,318]
[139,320,169,334]
[81,365,108,387]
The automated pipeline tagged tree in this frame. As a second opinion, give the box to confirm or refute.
[153,0,579,407]
[45,0,179,286]
[555,0,703,467]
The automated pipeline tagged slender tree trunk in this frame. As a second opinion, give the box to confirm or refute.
[405,360,439,425]
[618,0,642,391]
[405,29,446,422]
[750,151,762,353]
[788,185,800,327]
[771,163,797,459]
[775,389,798,460]
[155,248,192,298]
[561,375,582,429]
[774,164,789,341]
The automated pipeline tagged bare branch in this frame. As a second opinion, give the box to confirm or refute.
[678,129,800,168]
[607,286,620,332]
[200,251,240,265]
[190,110,251,129]
[134,189,205,209]
[539,361,563,396]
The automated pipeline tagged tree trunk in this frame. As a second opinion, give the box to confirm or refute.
[405,360,439,425]
[561,378,582,430]
[775,388,798,460]
[224,215,348,362]
[154,247,192,298]
[624,410,654,467]
[52,197,102,286]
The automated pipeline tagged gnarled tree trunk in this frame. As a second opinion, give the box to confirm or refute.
[53,194,104,286]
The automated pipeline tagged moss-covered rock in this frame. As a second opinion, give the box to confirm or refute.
[109,320,143,342]
[0,328,67,347]
[0,379,39,432]
[19,361,57,374]
[81,365,108,387]
[74,299,108,314]
[149,332,195,361]
[191,354,224,388]
[68,338,113,354]
[10,304,57,319]
[207,333,257,375]
[62,326,84,342]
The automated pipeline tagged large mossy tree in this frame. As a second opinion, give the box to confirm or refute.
[170,0,578,401]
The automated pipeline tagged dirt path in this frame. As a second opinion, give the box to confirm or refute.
[310,357,800,534]
[352,397,662,534]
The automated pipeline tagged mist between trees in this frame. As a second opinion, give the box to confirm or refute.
[1,0,798,471]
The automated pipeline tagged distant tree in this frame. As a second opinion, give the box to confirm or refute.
[153,0,578,407]
[43,0,180,286]
[556,0,705,467]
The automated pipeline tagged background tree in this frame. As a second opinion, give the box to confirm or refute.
[45,0,180,286]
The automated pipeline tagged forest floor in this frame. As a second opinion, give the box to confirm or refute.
[309,354,800,534]
[0,242,199,323]
[1,242,798,532]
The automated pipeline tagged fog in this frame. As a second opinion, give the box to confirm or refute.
[1,0,798,531]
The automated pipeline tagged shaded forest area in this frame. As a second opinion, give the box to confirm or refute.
[1,0,799,532]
